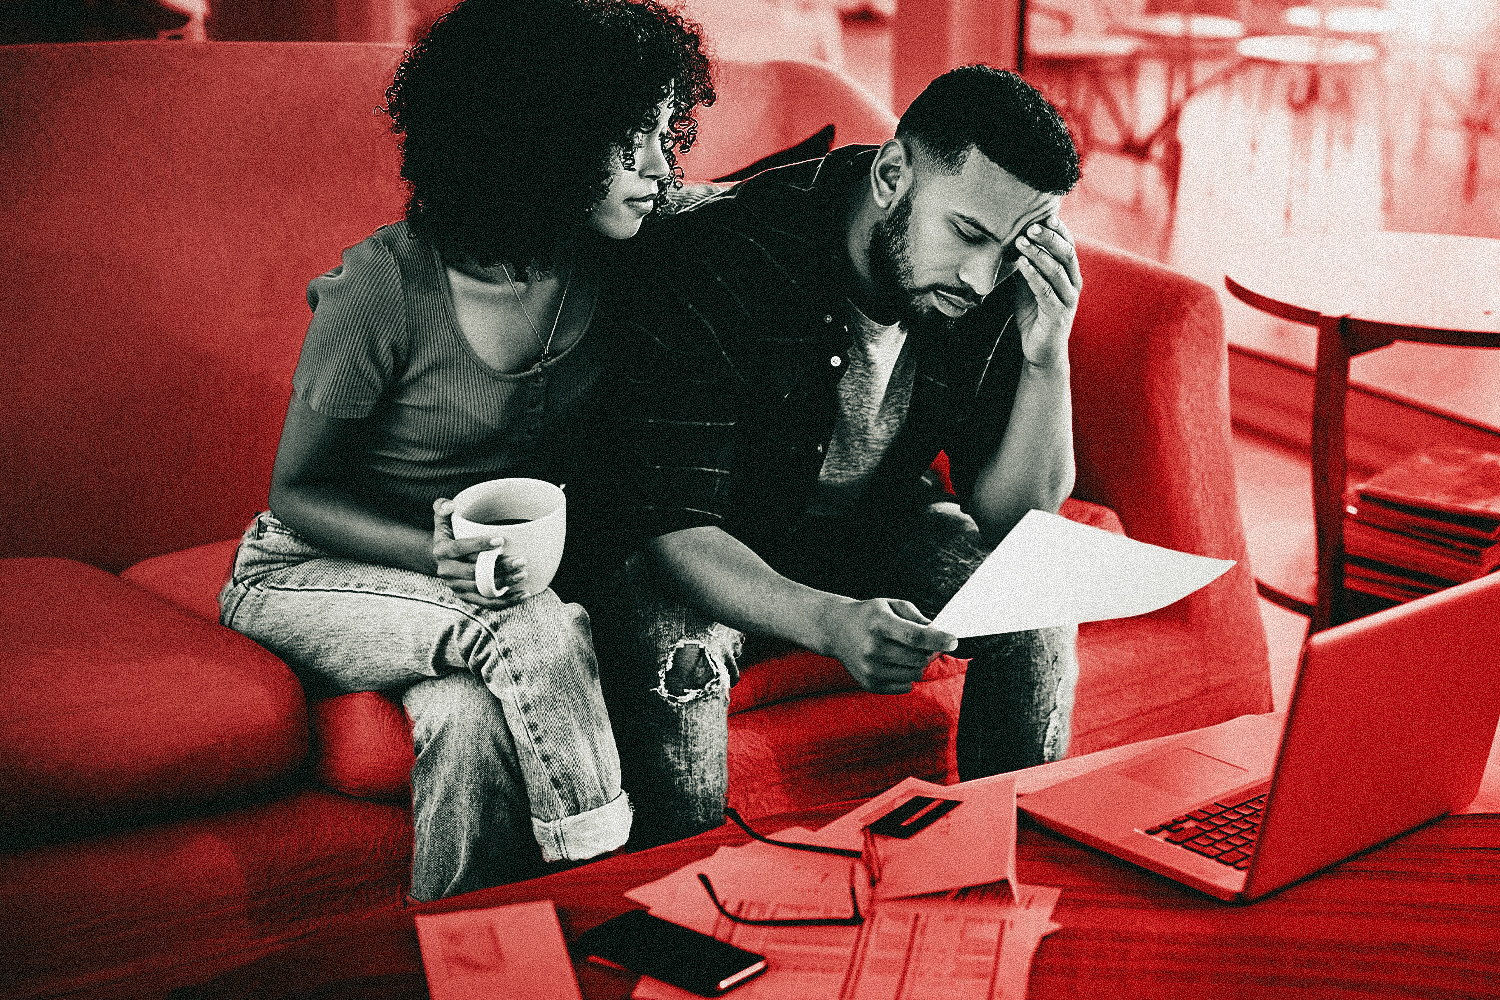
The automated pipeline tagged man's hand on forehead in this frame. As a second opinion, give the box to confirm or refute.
[1011,213,1081,369]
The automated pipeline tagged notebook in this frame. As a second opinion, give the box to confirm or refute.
[1018,570,1500,901]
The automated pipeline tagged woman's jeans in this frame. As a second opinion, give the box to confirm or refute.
[591,500,1078,848]
[219,512,631,901]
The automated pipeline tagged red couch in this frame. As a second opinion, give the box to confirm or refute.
[0,42,1271,999]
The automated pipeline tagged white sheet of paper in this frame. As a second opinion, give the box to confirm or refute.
[929,509,1236,638]
[626,788,1063,1000]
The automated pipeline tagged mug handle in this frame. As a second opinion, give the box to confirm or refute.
[474,548,507,599]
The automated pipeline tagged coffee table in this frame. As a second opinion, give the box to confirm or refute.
[1225,232,1500,631]
[177,774,1500,996]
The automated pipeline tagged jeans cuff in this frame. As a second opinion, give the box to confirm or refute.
[532,791,633,863]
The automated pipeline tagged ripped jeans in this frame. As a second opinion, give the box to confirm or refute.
[219,512,632,900]
[592,500,1078,848]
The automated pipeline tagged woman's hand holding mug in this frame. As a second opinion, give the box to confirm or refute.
[436,478,567,609]
[431,498,530,609]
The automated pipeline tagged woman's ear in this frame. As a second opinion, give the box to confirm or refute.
[870,138,912,211]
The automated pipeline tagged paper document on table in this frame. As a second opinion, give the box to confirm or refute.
[929,509,1235,638]
[627,855,1059,1000]
[627,834,858,932]
[626,782,1062,1000]
[414,900,582,1000]
[627,838,862,1000]
[838,886,1062,1000]
[810,775,1018,901]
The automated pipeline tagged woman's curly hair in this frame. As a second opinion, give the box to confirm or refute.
[384,0,715,273]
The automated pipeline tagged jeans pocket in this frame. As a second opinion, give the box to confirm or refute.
[229,513,325,587]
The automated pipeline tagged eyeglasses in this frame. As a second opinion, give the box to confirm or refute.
[697,807,869,927]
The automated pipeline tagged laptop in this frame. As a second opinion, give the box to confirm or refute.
[1019,570,1500,902]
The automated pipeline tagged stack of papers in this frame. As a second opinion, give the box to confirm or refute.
[1343,446,1500,601]
[838,889,1060,1000]
[624,775,1061,1000]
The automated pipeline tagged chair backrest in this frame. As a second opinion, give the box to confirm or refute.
[0,44,895,570]
[680,57,896,180]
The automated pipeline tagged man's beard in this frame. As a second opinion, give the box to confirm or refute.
[866,190,968,338]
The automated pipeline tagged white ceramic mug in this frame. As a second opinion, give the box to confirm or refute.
[449,478,567,599]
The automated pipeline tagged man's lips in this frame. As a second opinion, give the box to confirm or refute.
[932,288,979,314]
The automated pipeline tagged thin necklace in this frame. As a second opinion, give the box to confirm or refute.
[502,263,573,363]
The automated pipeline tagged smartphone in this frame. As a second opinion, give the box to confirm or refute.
[573,909,767,996]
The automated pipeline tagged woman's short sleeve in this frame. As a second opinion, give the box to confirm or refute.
[291,234,407,420]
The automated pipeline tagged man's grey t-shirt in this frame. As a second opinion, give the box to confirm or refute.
[804,300,916,518]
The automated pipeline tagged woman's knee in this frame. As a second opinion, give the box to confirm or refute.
[465,589,598,682]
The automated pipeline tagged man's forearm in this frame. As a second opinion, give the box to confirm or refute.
[645,526,854,654]
[969,360,1075,544]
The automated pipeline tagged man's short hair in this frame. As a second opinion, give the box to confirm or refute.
[896,64,1081,195]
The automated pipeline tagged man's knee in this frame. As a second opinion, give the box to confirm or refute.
[655,638,728,703]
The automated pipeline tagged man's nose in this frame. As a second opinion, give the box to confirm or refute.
[958,246,1006,299]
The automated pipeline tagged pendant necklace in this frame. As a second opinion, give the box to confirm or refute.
[502,262,573,365]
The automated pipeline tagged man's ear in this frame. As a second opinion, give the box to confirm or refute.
[870,138,913,211]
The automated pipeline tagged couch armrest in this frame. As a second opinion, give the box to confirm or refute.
[1068,239,1271,714]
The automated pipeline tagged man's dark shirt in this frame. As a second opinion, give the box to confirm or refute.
[572,145,1029,577]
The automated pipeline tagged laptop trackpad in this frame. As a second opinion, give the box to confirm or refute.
[1120,747,1250,800]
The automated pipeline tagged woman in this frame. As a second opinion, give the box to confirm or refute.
[219,0,714,901]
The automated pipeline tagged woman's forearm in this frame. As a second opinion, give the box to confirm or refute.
[269,480,436,575]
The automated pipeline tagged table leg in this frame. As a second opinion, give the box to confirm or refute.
[1310,314,1352,632]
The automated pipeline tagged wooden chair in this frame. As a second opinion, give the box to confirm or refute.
[1022,0,1250,217]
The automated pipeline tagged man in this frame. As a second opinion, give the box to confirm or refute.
[581,65,1083,846]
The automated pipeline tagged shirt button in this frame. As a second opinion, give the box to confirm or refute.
[829,355,842,368]
[823,314,834,324]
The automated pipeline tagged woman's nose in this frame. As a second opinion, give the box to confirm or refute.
[639,138,671,180]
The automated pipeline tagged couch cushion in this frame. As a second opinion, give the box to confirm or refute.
[727,675,965,819]
[1,786,411,1000]
[122,538,240,622]
[124,542,416,802]
[312,692,415,801]
[0,557,308,845]
[1059,496,1125,536]
[729,644,966,715]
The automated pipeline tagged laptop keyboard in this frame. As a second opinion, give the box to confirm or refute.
[1144,792,1266,870]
